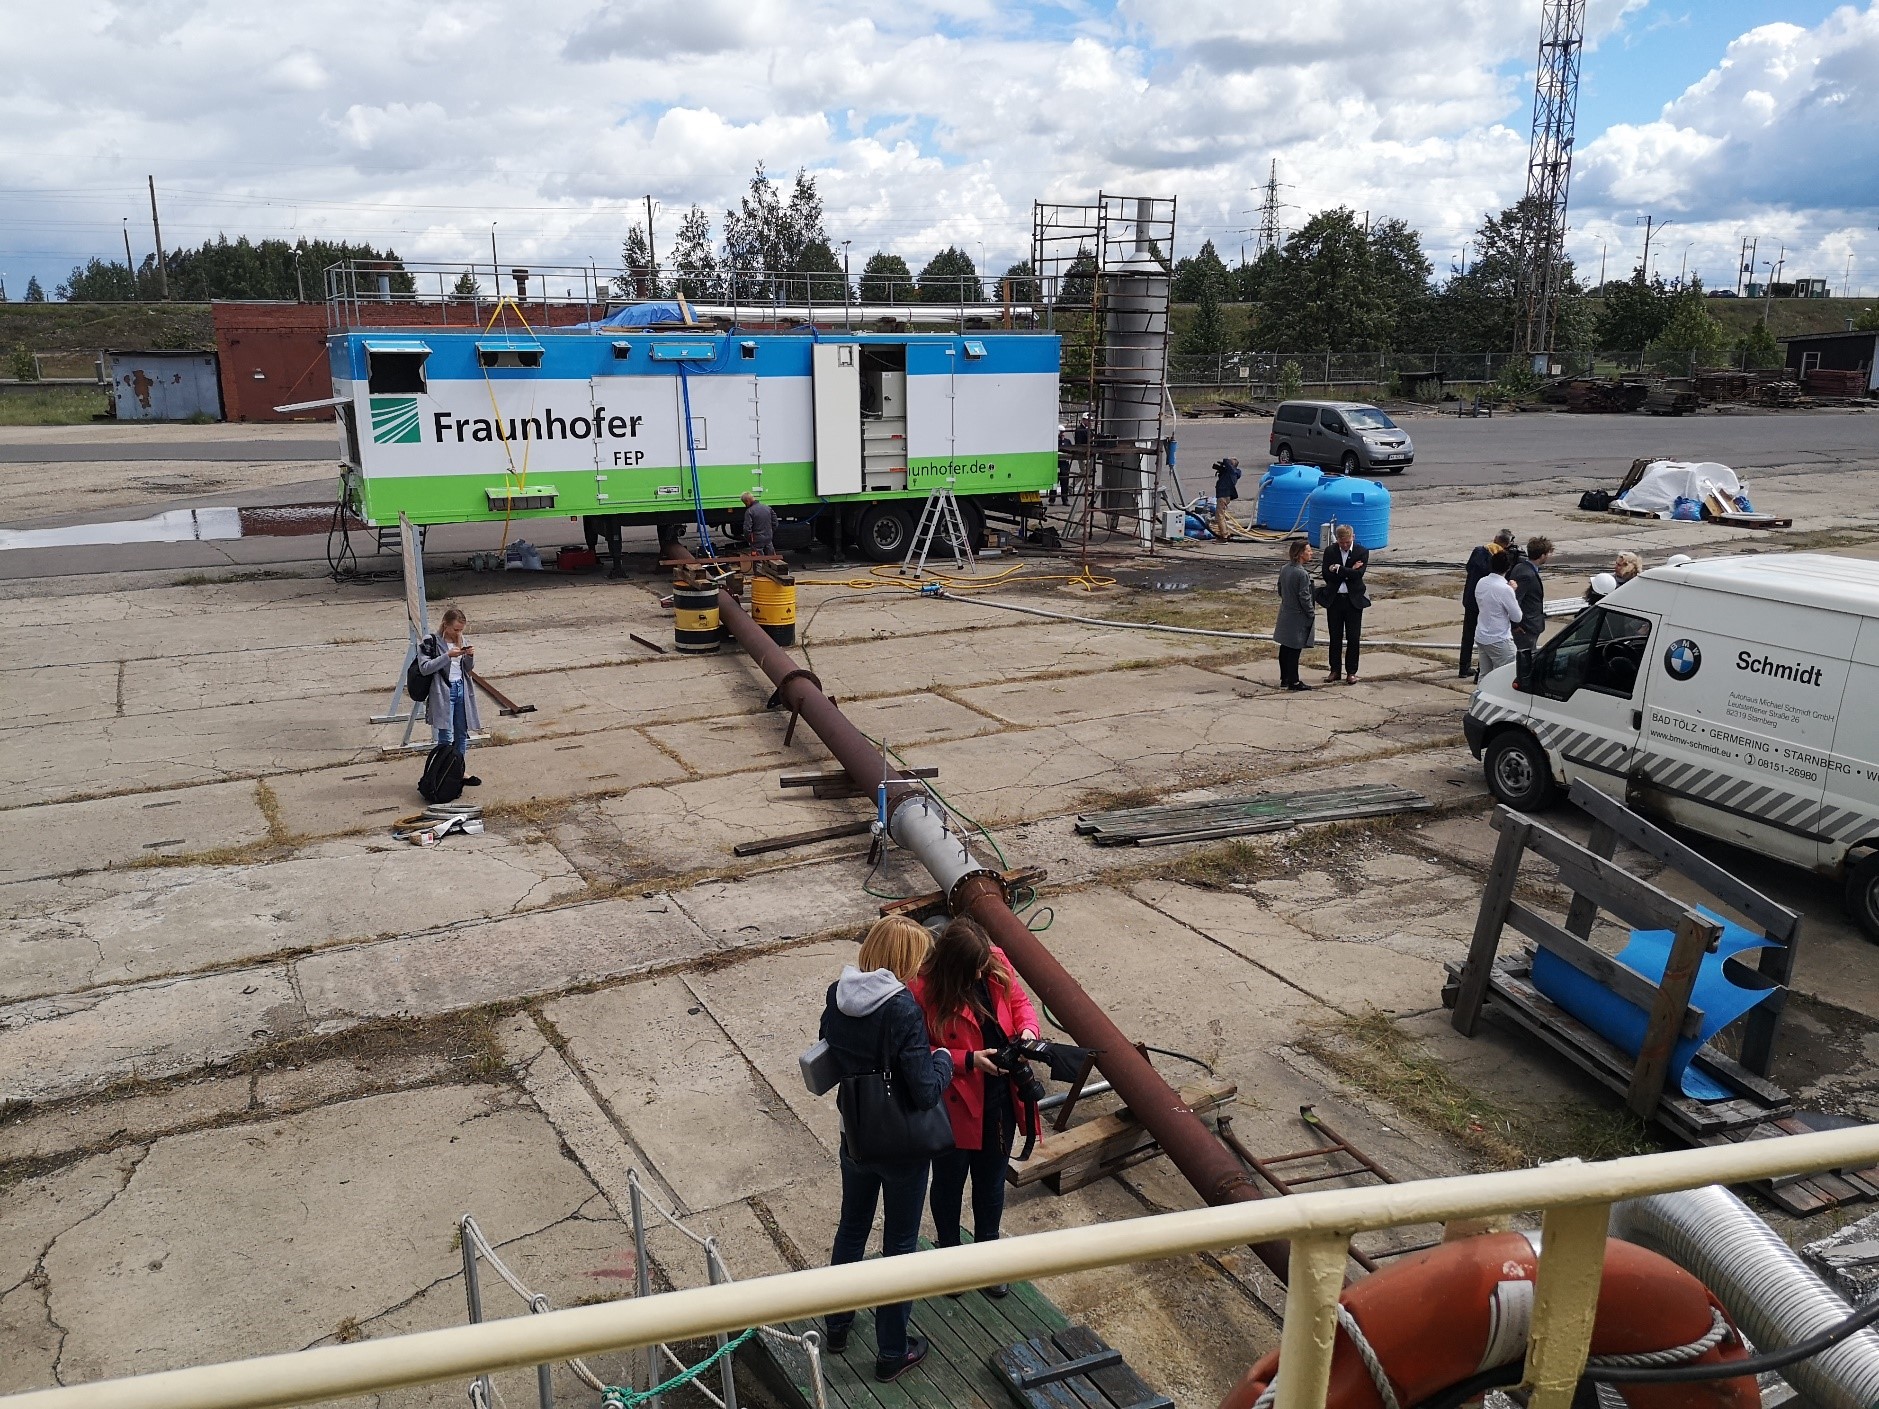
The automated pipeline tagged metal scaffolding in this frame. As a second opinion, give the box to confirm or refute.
[1031,194,1177,558]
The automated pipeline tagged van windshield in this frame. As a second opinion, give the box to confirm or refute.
[1345,408,1397,431]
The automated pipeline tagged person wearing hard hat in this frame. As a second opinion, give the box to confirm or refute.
[1585,571,1618,606]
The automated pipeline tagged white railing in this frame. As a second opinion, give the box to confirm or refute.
[7,1127,1879,1409]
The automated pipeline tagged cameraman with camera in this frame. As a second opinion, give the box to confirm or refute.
[912,917,1042,1296]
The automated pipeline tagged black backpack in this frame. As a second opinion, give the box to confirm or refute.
[1578,488,1613,512]
[418,741,464,804]
[406,635,439,703]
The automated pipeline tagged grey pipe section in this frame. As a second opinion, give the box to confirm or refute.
[1610,1183,1879,1409]
[886,793,982,900]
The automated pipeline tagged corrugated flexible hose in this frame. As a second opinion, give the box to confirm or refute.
[1611,1183,1879,1409]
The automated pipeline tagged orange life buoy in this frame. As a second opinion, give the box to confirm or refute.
[1219,1233,1754,1409]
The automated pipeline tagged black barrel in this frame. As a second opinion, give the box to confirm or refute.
[672,582,723,654]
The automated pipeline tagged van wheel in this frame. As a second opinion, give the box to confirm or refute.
[1484,731,1557,811]
[1847,853,1879,942]
[1275,445,1293,464]
[1340,451,1360,474]
[856,503,914,563]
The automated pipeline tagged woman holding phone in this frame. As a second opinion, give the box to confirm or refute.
[417,607,483,787]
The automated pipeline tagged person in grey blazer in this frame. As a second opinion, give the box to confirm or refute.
[418,606,483,787]
[1273,537,1317,691]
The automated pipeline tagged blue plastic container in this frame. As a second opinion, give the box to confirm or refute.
[1254,464,1324,532]
[1304,474,1392,549]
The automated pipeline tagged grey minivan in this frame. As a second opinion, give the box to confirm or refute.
[1268,401,1413,474]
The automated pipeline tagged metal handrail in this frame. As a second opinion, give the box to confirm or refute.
[9,1127,1879,1409]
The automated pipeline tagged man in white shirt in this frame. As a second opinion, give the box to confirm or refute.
[1472,558,1522,678]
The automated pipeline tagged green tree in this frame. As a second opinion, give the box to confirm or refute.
[23,276,45,303]
[1735,320,1782,369]
[1171,239,1231,303]
[1855,304,1879,332]
[796,238,845,302]
[721,163,827,300]
[1180,282,1228,358]
[1594,271,1670,367]
[1246,208,1389,354]
[450,271,484,301]
[858,252,913,304]
[1428,197,1581,357]
[58,258,136,300]
[9,345,37,380]
[916,246,980,303]
[614,223,659,299]
[671,205,719,300]
[1650,282,1728,372]
[1000,260,1038,304]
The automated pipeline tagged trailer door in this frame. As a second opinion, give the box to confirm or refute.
[812,343,863,496]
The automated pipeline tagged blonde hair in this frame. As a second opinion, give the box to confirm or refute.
[858,915,931,982]
[1614,551,1643,581]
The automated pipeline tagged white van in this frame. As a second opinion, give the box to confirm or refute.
[1463,554,1879,937]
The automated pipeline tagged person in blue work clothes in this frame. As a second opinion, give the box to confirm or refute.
[419,607,482,787]
[1212,456,1241,541]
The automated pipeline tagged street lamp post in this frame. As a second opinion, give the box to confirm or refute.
[841,239,852,329]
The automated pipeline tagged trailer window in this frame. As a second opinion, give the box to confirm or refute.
[1535,608,1652,701]
[367,350,428,394]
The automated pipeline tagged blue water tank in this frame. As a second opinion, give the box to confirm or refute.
[1254,464,1324,532]
[1304,474,1391,549]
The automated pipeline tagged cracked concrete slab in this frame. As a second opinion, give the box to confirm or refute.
[645,689,994,774]
[0,1147,144,1296]
[542,975,825,1212]
[0,834,585,1002]
[598,775,876,871]
[295,893,718,1024]
[0,661,121,730]
[268,725,691,839]
[953,662,1252,728]
[0,1074,253,1169]
[39,1085,597,1388]
[0,780,271,885]
[0,967,301,1104]
[0,1278,61,1394]
[669,862,892,949]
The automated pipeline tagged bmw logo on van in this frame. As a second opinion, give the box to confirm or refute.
[1664,639,1702,680]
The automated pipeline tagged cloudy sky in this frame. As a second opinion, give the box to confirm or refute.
[3,0,1876,301]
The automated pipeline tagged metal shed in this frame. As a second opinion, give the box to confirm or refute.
[1779,330,1878,392]
[108,350,225,421]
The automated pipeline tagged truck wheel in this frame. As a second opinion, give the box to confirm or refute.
[856,503,914,563]
[1847,852,1879,943]
[1484,731,1557,811]
[937,500,985,553]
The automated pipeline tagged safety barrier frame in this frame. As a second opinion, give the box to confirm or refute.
[7,1127,1879,1409]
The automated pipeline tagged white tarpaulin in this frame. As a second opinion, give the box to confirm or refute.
[1615,460,1743,515]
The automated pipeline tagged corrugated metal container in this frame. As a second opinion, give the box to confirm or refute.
[108,350,224,421]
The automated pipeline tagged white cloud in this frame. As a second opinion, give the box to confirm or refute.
[0,0,1872,302]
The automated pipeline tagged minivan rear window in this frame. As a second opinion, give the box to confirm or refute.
[1275,404,1316,425]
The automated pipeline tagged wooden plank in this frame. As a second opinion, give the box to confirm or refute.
[734,820,875,857]
[1542,850,1690,935]
[1565,781,1801,944]
[1689,1047,1788,1106]
[952,1232,1071,1334]
[1503,901,1706,1037]
[1452,810,1530,1036]
[1024,1336,1125,1409]
[903,1296,1011,1409]
[992,1339,1092,1409]
[1627,910,1720,1119]
[1052,1327,1174,1409]
[1563,819,1618,939]
[1007,1077,1237,1189]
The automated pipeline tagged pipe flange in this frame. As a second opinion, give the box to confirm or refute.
[764,668,823,710]
[947,867,1007,913]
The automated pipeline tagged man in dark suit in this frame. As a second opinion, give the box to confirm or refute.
[1460,528,1515,677]
[1321,523,1370,684]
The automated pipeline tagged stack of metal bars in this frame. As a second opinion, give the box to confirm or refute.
[1074,783,1430,846]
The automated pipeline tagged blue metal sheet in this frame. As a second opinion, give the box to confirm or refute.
[1531,906,1777,1101]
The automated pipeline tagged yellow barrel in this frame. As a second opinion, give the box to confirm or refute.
[672,582,723,654]
[749,571,797,646]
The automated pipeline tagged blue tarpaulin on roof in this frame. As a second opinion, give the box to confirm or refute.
[575,302,691,329]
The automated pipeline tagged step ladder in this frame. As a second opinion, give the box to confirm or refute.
[903,482,975,574]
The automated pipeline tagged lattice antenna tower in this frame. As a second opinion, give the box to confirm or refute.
[1516,0,1586,369]
[1255,159,1284,260]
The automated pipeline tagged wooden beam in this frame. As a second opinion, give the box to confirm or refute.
[1563,819,1617,940]
[1453,809,1531,1036]
[1007,1076,1237,1191]
[1566,780,1800,944]
[1627,910,1721,1118]
[1504,901,1706,1037]
[1524,830,1689,933]
[732,821,875,857]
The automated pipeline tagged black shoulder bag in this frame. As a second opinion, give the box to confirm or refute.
[836,1007,955,1165]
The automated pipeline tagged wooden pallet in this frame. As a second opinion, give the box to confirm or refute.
[1074,784,1430,847]
[763,1243,1074,1409]
[993,1325,1174,1409]
[1009,1076,1238,1194]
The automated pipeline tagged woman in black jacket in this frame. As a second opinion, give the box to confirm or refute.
[820,916,953,1382]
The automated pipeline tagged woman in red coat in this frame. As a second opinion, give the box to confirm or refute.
[910,917,1042,1293]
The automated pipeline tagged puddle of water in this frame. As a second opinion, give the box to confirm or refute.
[0,507,243,550]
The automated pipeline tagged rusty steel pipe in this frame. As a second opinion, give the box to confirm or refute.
[678,554,1289,1279]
